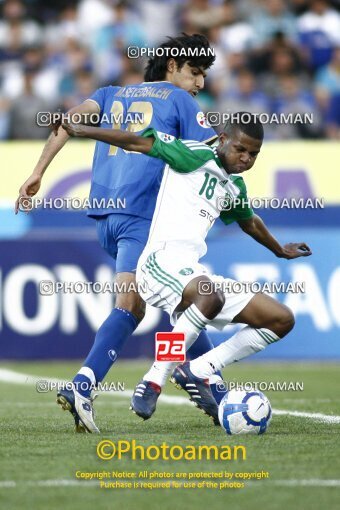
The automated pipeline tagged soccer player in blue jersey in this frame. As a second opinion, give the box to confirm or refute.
[15,34,223,433]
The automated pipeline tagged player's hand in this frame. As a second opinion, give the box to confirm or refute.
[62,121,86,137]
[51,117,62,136]
[279,243,312,259]
[15,174,42,214]
[50,111,62,136]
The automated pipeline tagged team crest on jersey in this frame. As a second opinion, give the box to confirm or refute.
[179,268,194,275]
[196,111,211,128]
[218,191,233,211]
[157,131,175,143]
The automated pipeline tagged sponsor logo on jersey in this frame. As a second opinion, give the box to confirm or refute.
[157,131,175,143]
[219,179,229,187]
[218,192,233,211]
[196,111,211,128]
[199,209,215,223]
[179,268,194,275]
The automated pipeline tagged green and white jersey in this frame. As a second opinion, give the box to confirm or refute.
[142,128,254,259]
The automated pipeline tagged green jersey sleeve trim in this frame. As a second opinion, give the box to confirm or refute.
[142,127,215,173]
[220,175,254,225]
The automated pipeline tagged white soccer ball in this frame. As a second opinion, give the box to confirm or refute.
[218,388,272,435]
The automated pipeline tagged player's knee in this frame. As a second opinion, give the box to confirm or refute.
[275,305,295,337]
[116,294,146,323]
[196,289,225,320]
[182,277,225,320]
[131,301,146,323]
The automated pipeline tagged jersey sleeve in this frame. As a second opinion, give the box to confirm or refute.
[220,176,254,225]
[86,87,108,115]
[142,127,215,173]
[173,90,217,143]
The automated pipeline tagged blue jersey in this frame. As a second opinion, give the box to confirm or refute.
[87,81,216,219]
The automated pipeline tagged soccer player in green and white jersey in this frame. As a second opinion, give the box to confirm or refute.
[62,113,312,424]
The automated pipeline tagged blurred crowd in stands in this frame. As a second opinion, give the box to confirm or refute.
[0,0,339,139]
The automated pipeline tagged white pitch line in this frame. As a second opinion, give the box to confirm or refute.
[272,479,340,487]
[273,408,340,424]
[0,481,16,488]
[0,480,98,489]
[1,368,340,423]
[0,368,192,406]
[1,479,340,489]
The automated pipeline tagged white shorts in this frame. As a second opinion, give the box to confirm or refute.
[137,247,255,330]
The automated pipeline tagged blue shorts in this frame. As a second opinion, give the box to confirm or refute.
[96,214,151,273]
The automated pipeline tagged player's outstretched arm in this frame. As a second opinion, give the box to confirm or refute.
[62,121,154,154]
[238,214,312,259]
[15,101,99,214]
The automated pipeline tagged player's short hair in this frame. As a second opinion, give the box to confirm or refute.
[144,33,216,82]
[223,112,264,141]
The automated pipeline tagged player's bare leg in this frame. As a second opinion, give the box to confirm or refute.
[184,293,295,387]
[115,272,146,323]
[232,292,294,337]
[175,276,226,320]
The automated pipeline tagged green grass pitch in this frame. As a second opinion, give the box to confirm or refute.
[0,361,340,510]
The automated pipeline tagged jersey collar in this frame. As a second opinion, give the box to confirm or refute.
[212,147,225,170]
[141,81,174,85]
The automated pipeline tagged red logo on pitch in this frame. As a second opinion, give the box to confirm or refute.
[155,332,185,362]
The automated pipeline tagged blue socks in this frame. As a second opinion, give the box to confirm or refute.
[73,307,137,397]
[73,309,227,404]
[209,375,227,405]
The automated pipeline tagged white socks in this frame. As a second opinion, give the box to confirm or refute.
[143,304,210,387]
[190,326,280,379]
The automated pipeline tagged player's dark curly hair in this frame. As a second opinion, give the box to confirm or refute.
[224,112,264,141]
[144,33,216,82]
